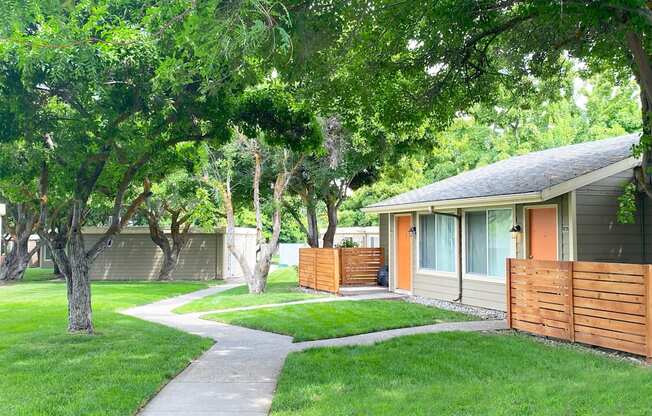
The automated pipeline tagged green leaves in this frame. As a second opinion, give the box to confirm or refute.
[617,182,638,224]
[235,83,322,152]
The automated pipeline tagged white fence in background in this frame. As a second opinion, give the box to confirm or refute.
[278,243,308,266]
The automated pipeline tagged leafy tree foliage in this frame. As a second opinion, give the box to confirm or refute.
[340,72,642,225]
[0,0,286,333]
[290,0,652,223]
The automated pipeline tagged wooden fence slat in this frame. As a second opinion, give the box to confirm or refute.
[573,289,644,304]
[506,258,512,329]
[573,297,645,315]
[572,279,645,296]
[573,272,644,284]
[567,261,575,342]
[573,261,645,276]
[573,307,646,324]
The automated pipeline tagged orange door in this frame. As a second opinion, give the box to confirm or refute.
[528,207,558,260]
[396,216,412,290]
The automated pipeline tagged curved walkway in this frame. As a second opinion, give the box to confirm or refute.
[123,283,508,416]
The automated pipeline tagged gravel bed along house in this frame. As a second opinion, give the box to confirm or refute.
[407,295,506,321]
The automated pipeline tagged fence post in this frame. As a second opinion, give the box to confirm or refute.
[645,265,652,364]
[567,261,575,343]
[506,258,512,329]
[339,248,345,286]
[312,250,318,290]
[334,249,341,293]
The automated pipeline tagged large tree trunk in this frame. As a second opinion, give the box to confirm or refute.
[218,179,255,282]
[0,243,31,281]
[627,31,652,197]
[145,208,190,281]
[158,248,181,281]
[66,207,93,333]
[305,201,320,248]
[248,164,294,293]
[46,226,72,280]
[321,199,339,248]
[0,205,39,281]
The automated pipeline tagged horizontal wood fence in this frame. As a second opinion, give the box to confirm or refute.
[299,248,384,293]
[507,258,652,360]
[340,248,385,286]
[299,248,340,293]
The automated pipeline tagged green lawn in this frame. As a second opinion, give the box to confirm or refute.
[23,267,57,282]
[271,332,652,415]
[203,299,473,341]
[0,280,213,416]
[174,268,327,314]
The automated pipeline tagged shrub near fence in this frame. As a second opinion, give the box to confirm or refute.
[507,258,652,361]
[299,248,384,293]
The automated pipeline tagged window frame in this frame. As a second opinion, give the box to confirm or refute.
[43,245,52,261]
[416,211,458,277]
[462,206,516,281]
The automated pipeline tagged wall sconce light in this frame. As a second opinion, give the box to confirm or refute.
[408,226,417,237]
[509,224,522,233]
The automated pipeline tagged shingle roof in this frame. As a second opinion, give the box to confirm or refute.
[368,133,640,209]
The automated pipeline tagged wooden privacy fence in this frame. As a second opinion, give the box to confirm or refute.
[340,248,385,286]
[299,248,340,293]
[299,248,385,293]
[507,258,652,360]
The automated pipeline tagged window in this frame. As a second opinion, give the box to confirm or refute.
[419,213,456,273]
[43,245,52,261]
[465,209,513,278]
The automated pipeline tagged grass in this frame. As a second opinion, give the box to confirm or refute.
[203,299,474,341]
[271,331,652,415]
[23,267,57,282]
[0,279,213,416]
[174,268,327,314]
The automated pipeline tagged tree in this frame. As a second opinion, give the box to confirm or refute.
[0,204,40,281]
[286,116,384,247]
[205,83,321,293]
[0,0,277,333]
[338,71,643,226]
[142,169,215,280]
[0,141,43,281]
[290,1,652,194]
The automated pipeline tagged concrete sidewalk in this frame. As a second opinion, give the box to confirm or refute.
[123,283,508,416]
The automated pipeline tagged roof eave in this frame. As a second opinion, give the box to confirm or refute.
[361,192,544,214]
[362,156,641,215]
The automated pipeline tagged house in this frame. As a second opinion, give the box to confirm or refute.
[319,226,380,248]
[40,226,257,280]
[363,133,650,311]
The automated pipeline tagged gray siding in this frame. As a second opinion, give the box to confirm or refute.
[379,214,389,266]
[575,169,644,263]
[88,233,220,280]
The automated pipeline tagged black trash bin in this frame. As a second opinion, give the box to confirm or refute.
[377,265,389,287]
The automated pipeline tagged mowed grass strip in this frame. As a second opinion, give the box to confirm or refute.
[174,268,327,314]
[203,299,474,341]
[271,331,652,415]
[22,267,58,282]
[0,278,213,416]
